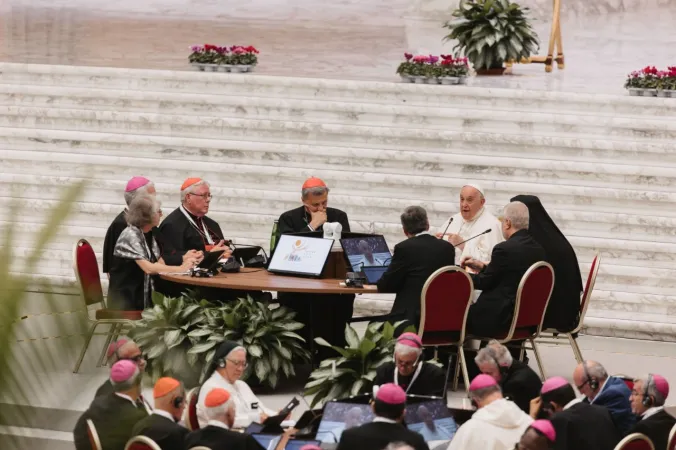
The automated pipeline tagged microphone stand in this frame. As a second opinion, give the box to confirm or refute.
[438,217,454,239]
[454,229,492,247]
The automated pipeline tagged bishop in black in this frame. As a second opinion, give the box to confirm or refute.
[626,374,676,450]
[276,177,353,357]
[131,413,187,450]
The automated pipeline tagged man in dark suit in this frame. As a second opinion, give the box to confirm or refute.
[184,388,260,450]
[377,206,456,330]
[74,361,149,450]
[276,177,353,357]
[627,374,675,449]
[94,339,147,400]
[337,383,429,450]
[534,376,620,450]
[461,201,546,337]
[475,340,542,414]
[131,377,188,450]
[573,360,636,436]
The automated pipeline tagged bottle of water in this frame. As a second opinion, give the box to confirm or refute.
[270,220,279,253]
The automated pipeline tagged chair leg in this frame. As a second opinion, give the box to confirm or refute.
[105,324,123,367]
[452,345,462,392]
[458,346,471,395]
[567,333,584,364]
[519,343,526,362]
[73,322,98,373]
[530,338,547,381]
[96,323,117,368]
[442,352,453,401]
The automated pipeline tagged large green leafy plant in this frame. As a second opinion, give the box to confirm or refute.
[443,0,539,70]
[304,321,414,407]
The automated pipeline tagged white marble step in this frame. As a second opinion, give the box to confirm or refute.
[2,63,676,118]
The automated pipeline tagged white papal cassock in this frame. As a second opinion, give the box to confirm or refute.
[438,207,504,265]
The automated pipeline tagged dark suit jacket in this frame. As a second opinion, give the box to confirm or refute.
[95,379,114,399]
[373,361,446,397]
[131,413,188,450]
[337,421,430,450]
[550,402,620,450]
[584,376,637,436]
[184,425,260,450]
[468,229,546,336]
[501,360,543,414]
[159,207,225,257]
[377,234,456,324]
[628,409,676,450]
[277,205,350,236]
[73,393,148,450]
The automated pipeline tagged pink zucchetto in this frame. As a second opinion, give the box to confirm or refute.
[531,419,556,442]
[106,338,128,359]
[396,332,422,349]
[110,360,137,383]
[125,176,151,192]
[376,383,407,405]
[541,376,569,394]
[652,374,670,399]
[470,374,498,391]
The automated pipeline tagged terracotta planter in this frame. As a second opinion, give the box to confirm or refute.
[476,67,506,76]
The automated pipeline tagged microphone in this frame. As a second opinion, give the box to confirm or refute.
[439,217,454,239]
[454,229,491,247]
[382,257,392,266]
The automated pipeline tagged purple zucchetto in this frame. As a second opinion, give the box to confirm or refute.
[110,360,137,383]
[125,176,151,192]
[531,419,556,442]
[376,383,406,405]
[541,376,569,394]
[470,374,498,391]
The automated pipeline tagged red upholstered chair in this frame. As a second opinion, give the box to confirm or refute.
[668,422,676,450]
[86,419,102,450]
[184,387,201,431]
[471,261,554,380]
[124,436,162,450]
[613,433,655,450]
[538,253,601,364]
[418,266,474,394]
[615,374,635,391]
[188,447,212,450]
[72,239,142,373]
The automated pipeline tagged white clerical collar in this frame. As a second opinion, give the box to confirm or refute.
[153,409,176,422]
[114,393,138,407]
[563,398,582,410]
[373,417,398,424]
[414,231,431,237]
[589,378,610,404]
[208,419,230,430]
[642,406,664,420]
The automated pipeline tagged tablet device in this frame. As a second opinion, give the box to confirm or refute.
[252,433,282,450]
[404,398,458,442]
[262,397,300,430]
[316,401,374,443]
[232,245,263,266]
[267,235,334,277]
[197,250,225,270]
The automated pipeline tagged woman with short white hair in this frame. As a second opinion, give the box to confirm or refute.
[108,195,193,310]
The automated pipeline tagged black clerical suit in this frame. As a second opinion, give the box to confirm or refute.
[468,229,546,336]
[337,420,430,450]
[627,409,676,450]
[73,393,148,450]
[373,361,446,397]
[276,205,353,358]
[184,424,260,450]
[131,412,188,450]
[377,233,456,328]
[549,402,620,450]
[500,359,542,414]
[94,379,114,399]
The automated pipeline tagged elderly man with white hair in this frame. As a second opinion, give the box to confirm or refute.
[461,201,546,337]
[186,388,261,450]
[437,183,504,268]
[373,333,446,397]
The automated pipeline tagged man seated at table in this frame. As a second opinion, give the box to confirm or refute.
[461,201,546,337]
[373,333,446,397]
[377,206,456,333]
[627,373,675,450]
[475,340,542,414]
[276,176,353,357]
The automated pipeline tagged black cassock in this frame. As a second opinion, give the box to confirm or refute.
[373,362,446,397]
[276,205,353,360]
[549,402,620,450]
[184,425,260,450]
[627,409,676,450]
[73,394,148,450]
[501,359,543,414]
[132,413,188,450]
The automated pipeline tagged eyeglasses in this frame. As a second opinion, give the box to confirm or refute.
[125,354,145,363]
[227,359,248,369]
[576,379,589,390]
[395,358,418,369]
[189,193,213,200]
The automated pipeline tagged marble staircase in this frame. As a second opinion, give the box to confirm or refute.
[2,63,676,341]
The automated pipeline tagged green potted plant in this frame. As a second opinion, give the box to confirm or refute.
[443,0,539,74]
[303,321,415,407]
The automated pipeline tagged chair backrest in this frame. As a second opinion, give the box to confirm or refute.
[614,374,634,391]
[418,266,474,344]
[668,422,676,450]
[188,447,212,450]
[613,433,654,450]
[73,239,104,307]
[124,436,162,450]
[184,386,200,431]
[505,261,555,340]
[86,419,102,450]
[573,253,601,334]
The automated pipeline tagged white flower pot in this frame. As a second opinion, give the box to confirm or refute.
[657,90,676,98]
[440,77,458,85]
[628,88,641,96]
[400,75,414,83]
[413,76,426,84]
[218,65,232,72]
[426,77,441,84]
[458,76,468,85]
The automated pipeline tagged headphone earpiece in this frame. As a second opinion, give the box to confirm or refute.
[642,374,654,408]
[582,361,599,391]
[173,396,184,409]
[217,358,226,368]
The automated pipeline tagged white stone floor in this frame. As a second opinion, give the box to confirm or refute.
[1,0,675,94]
